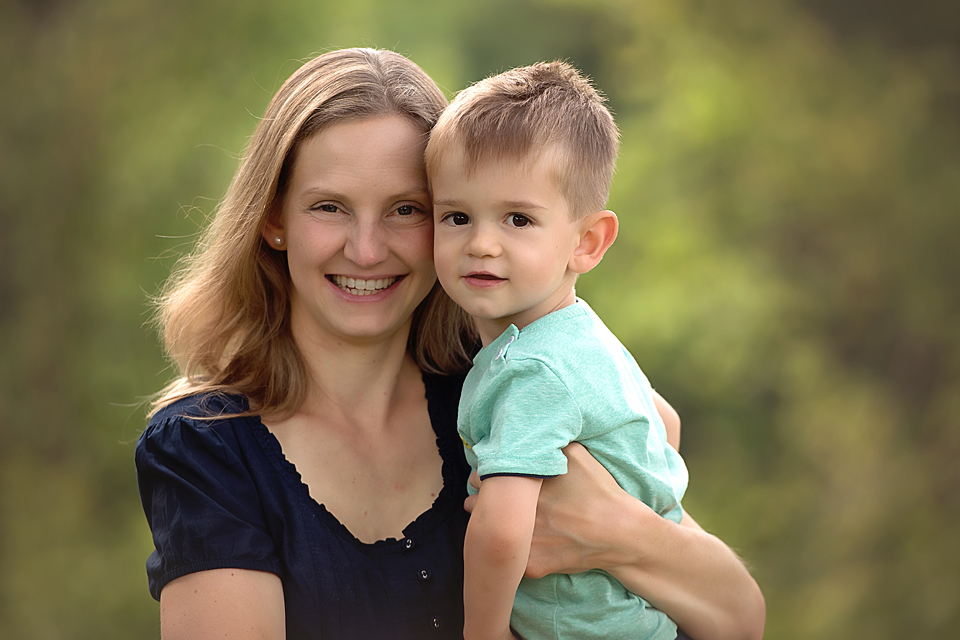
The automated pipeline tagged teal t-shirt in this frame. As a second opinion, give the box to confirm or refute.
[458,299,688,640]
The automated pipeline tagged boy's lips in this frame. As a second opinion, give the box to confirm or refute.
[463,271,506,287]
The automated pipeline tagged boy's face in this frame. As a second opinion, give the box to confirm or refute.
[432,149,582,343]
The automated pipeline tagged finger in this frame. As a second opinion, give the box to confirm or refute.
[468,470,481,491]
[464,494,478,513]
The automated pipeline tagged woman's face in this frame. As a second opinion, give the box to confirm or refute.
[264,115,436,347]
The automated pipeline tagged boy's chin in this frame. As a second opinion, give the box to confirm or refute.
[465,308,511,322]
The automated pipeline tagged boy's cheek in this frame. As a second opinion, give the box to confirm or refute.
[432,225,454,249]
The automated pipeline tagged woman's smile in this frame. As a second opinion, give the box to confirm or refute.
[328,274,403,296]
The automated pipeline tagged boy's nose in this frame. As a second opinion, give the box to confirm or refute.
[466,224,501,258]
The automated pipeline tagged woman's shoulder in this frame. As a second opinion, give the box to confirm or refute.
[150,391,251,424]
[138,391,262,467]
[136,391,283,601]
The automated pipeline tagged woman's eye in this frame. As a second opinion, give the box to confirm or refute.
[314,203,339,213]
[509,213,531,227]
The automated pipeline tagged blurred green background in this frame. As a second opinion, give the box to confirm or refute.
[2,0,958,637]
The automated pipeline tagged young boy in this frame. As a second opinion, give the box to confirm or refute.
[426,62,689,640]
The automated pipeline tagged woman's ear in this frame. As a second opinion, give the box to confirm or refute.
[261,208,287,251]
[569,210,619,274]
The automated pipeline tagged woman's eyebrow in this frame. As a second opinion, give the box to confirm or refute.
[299,186,429,201]
[298,187,348,200]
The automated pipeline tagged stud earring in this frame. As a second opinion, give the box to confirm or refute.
[275,236,284,246]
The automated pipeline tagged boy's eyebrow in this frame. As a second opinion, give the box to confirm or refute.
[433,198,548,210]
[502,200,548,210]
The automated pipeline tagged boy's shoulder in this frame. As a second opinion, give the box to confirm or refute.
[509,300,628,372]
[518,298,617,343]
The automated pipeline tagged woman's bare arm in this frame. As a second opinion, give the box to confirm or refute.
[528,443,764,640]
[648,392,763,637]
[464,397,765,640]
[159,569,285,639]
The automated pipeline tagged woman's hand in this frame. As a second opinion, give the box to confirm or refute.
[463,444,620,577]
[525,441,634,577]
[463,457,622,576]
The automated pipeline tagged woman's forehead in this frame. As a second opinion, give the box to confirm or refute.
[285,117,429,205]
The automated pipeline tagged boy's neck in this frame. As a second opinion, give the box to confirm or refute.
[475,287,577,346]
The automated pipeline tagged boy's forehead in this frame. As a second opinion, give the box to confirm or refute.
[431,144,579,218]
[435,145,563,180]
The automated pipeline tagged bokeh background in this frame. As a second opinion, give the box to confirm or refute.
[2,0,958,637]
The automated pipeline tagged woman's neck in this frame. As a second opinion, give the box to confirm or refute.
[262,321,439,543]
[288,322,418,431]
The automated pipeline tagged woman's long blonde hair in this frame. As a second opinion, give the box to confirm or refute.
[151,48,476,418]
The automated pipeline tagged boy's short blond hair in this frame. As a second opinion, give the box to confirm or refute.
[426,61,619,217]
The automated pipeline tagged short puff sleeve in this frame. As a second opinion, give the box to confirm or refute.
[135,402,280,600]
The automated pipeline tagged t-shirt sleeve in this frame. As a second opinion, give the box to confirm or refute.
[471,358,583,479]
[135,414,280,600]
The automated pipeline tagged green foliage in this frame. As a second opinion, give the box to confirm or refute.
[1,0,957,636]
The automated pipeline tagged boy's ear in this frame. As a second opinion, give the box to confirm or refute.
[569,210,619,274]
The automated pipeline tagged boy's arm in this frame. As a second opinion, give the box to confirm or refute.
[464,475,544,640]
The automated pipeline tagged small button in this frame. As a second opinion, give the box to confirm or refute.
[495,348,504,359]
[402,537,415,550]
[418,568,431,580]
[507,335,515,343]
[431,617,443,629]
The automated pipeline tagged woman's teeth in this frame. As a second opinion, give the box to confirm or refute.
[331,275,397,295]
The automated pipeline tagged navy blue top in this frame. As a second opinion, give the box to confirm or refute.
[136,372,470,640]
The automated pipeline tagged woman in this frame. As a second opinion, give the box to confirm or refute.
[136,48,764,640]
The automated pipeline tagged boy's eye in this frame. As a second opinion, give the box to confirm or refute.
[509,213,530,227]
[448,212,470,225]
[397,204,417,216]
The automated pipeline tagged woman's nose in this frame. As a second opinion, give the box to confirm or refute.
[344,219,388,266]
